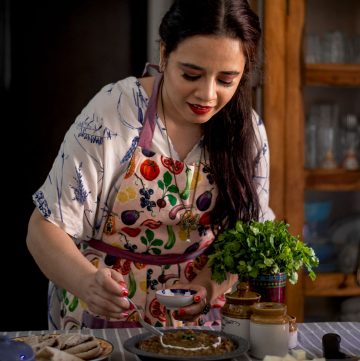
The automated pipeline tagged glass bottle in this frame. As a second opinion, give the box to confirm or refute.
[305,106,318,168]
[341,114,359,170]
[317,103,338,169]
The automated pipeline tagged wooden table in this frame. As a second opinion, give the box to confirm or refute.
[1,322,359,360]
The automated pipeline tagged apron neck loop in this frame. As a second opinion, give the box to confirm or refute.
[138,67,163,150]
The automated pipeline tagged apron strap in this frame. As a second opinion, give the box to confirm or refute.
[138,70,163,150]
[87,239,206,266]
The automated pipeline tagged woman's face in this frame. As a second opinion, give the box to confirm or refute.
[161,35,246,126]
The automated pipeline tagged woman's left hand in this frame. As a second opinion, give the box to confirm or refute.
[171,282,210,322]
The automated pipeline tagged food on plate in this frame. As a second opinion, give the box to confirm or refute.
[15,334,104,360]
[36,347,83,361]
[138,329,235,356]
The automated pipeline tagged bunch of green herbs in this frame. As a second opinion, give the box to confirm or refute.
[208,220,319,285]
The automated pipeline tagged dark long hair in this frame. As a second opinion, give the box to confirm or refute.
[159,0,262,230]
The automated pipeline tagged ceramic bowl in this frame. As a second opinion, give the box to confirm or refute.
[0,336,35,361]
[155,288,196,309]
[123,328,249,361]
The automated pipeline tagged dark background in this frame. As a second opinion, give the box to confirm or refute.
[1,0,147,331]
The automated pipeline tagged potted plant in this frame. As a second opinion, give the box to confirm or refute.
[208,219,319,303]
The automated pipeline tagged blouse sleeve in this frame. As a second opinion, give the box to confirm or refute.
[252,111,276,222]
[32,80,142,240]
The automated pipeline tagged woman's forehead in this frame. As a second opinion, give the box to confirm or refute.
[168,35,245,72]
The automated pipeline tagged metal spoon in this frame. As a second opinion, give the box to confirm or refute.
[127,298,164,337]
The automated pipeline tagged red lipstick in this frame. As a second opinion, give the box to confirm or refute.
[188,103,212,115]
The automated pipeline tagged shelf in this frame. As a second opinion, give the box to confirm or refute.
[305,169,360,190]
[304,64,360,86]
[304,272,360,297]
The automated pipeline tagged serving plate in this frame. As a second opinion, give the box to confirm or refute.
[13,335,113,361]
[123,328,249,361]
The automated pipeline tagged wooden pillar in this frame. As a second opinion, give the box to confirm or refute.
[263,0,306,321]
[263,0,287,221]
[285,0,306,322]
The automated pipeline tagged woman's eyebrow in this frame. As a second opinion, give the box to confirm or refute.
[179,62,203,70]
[220,71,241,76]
[179,62,240,75]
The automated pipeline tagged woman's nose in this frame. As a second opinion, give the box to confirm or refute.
[194,78,217,102]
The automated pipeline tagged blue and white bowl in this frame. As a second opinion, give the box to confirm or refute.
[155,288,196,309]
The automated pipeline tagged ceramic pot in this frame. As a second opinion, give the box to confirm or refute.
[249,302,289,359]
[221,282,261,342]
[249,272,287,303]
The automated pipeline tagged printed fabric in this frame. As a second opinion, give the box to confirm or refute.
[33,76,274,330]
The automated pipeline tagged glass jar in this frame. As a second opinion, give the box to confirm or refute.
[221,282,261,342]
[249,302,289,359]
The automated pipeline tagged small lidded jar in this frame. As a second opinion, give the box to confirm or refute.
[288,315,298,349]
[221,282,261,342]
[249,302,289,359]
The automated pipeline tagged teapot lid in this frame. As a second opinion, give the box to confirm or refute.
[225,282,261,305]
[0,336,35,361]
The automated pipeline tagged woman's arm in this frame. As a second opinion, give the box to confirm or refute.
[26,208,129,319]
[253,111,275,221]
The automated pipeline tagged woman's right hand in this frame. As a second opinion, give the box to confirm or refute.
[27,209,132,320]
[80,267,130,319]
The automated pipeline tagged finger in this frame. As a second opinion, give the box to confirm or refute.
[109,269,129,297]
[192,288,207,303]
[96,268,128,297]
[88,302,130,320]
[172,308,201,322]
[86,292,130,316]
[172,296,211,321]
[93,289,130,310]
[109,268,125,283]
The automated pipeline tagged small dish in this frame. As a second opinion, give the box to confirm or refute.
[155,288,196,309]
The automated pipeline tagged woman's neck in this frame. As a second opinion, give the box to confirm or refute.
[158,84,202,161]
[140,75,202,161]
[163,120,202,161]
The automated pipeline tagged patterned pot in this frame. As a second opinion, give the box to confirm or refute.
[249,273,287,303]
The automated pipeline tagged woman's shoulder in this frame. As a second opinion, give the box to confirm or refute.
[76,76,149,128]
[92,76,147,108]
[251,109,269,148]
[251,109,263,126]
[63,76,149,157]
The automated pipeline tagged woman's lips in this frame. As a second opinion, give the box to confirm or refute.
[188,103,213,115]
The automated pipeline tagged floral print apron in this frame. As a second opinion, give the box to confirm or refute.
[58,73,221,329]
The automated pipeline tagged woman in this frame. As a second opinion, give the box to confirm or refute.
[26,0,274,330]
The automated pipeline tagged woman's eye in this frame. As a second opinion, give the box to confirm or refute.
[182,73,201,81]
[182,73,235,87]
[218,79,233,87]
